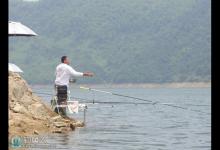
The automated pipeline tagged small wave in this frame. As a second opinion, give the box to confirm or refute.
[194,132,210,135]
[161,124,184,129]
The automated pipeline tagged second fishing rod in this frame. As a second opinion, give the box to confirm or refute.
[79,86,210,115]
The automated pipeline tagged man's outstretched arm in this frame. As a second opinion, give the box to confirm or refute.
[68,66,94,77]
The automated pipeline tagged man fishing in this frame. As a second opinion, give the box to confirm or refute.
[54,56,94,116]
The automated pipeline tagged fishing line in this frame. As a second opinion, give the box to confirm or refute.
[80,86,210,115]
[32,90,210,115]
[90,76,211,113]
[33,91,152,105]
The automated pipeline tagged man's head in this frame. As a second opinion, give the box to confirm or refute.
[61,56,70,64]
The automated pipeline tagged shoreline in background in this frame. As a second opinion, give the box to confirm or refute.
[30,81,211,89]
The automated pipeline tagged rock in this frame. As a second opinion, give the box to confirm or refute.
[9,110,13,120]
[50,116,62,122]
[61,127,69,133]
[9,120,14,127]
[12,103,28,114]
[9,72,82,137]
[15,122,22,127]
[29,103,49,119]
[20,94,34,106]
[53,122,67,128]
[52,129,62,133]
[69,122,84,127]
[74,121,85,127]
[12,87,25,99]
[69,123,76,131]
[64,119,71,123]
[32,116,37,120]
[34,130,39,135]
[11,81,28,100]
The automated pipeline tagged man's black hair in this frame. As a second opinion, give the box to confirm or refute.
[61,56,67,63]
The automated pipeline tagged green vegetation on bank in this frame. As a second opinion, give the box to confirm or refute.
[9,0,211,84]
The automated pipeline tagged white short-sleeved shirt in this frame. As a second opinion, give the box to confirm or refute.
[55,63,83,86]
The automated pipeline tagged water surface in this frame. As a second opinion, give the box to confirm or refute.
[32,86,211,150]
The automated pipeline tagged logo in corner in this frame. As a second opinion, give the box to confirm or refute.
[10,136,23,149]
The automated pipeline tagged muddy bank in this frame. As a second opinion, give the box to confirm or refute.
[9,72,84,138]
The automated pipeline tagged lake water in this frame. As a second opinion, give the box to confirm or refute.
[31,86,211,150]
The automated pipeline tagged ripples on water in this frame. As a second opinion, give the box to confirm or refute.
[33,87,211,150]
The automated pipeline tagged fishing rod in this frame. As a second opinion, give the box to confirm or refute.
[33,91,153,105]
[35,91,210,107]
[33,90,210,114]
[80,86,210,115]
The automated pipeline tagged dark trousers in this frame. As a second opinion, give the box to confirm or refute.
[55,85,68,116]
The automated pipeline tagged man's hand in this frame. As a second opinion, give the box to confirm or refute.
[83,72,94,77]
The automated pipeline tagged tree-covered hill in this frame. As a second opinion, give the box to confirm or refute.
[9,0,211,84]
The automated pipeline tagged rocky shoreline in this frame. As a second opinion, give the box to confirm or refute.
[9,72,84,143]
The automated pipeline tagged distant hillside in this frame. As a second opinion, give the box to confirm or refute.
[9,0,211,84]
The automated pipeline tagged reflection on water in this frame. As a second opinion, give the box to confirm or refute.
[32,87,211,150]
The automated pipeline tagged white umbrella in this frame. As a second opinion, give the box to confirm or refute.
[8,63,23,73]
[9,21,37,73]
[9,21,37,36]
